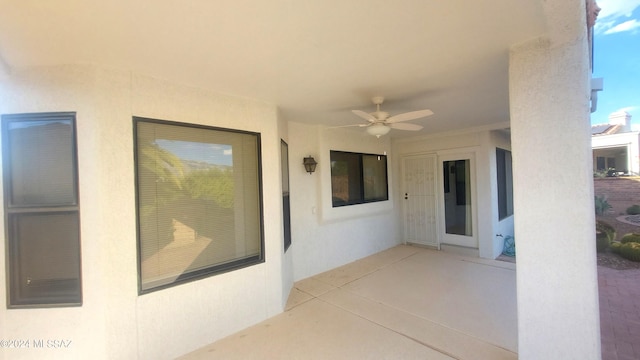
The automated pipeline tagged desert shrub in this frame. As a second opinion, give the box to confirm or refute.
[595,195,612,215]
[626,205,640,215]
[594,169,607,178]
[596,220,616,241]
[610,241,622,253]
[620,233,640,244]
[595,220,615,252]
[618,242,640,262]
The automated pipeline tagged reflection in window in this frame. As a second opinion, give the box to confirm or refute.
[330,151,388,207]
[134,117,263,293]
[443,160,472,236]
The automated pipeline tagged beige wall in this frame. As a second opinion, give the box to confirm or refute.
[287,122,399,281]
[0,64,402,359]
[0,65,287,359]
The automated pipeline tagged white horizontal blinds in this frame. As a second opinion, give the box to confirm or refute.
[136,121,261,291]
[11,213,81,302]
[8,120,76,206]
[362,155,387,201]
[238,136,261,256]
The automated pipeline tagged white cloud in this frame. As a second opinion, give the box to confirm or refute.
[595,0,640,34]
[616,106,639,113]
[597,0,640,20]
[604,19,640,34]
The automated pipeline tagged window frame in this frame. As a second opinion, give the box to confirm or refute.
[496,148,514,220]
[281,140,291,252]
[133,117,265,294]
[2,112,82,308]
[330,150,389,207]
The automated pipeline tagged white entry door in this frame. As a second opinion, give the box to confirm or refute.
[402,154,438,247]
[439,153,478,248]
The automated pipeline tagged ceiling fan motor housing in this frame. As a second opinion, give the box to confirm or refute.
[373,111,389,121]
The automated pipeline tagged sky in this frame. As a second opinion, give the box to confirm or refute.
[591,0,640,129]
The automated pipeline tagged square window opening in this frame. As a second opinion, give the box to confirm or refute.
[330,150,388,207]
[134,117,264,293]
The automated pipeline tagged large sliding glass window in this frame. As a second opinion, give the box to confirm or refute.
[330,150,388,207]
[134,117,263,293]
[2,112,81,307]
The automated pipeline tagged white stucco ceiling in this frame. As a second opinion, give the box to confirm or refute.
[0,1,549,137]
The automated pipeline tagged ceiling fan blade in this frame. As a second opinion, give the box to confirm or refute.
[388,122,423,131]
[386,109,433,123]
[351,110,377,123]
[327,123,370,129]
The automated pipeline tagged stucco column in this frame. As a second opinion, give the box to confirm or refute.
[509,26,600,360]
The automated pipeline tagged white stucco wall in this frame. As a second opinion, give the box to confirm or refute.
[288,122,399,281]
[0,65,287,359]
[510,29,601,359]
[278,114,295,310]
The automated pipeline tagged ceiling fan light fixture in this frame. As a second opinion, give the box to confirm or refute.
[366,123,391,138]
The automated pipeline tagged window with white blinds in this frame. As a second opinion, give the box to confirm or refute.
[134,117,263,293]
[2,112,81,308]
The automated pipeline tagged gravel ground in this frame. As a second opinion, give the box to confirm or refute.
[596,214,640,270]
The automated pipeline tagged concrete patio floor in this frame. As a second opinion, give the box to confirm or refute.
[179,245,518,360]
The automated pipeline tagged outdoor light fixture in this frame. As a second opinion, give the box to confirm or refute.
[303,156,317,174]
[366,123,391,138]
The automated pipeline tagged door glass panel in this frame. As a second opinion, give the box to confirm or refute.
[443,160,472,236]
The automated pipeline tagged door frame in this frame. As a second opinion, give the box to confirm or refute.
[437,150,479,249]
[401,153,439,248]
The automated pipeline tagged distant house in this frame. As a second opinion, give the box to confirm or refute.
[592,111,640,176]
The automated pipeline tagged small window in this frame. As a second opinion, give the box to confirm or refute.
[281,140,291,252]
[2,112,82,307]
[496,148,513,220]
[330,150,388,207]
[134,117,264,293]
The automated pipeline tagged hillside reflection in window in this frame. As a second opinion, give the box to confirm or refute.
[134,118,263,293]
[330,151,388,207]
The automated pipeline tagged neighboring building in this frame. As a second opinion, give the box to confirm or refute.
[592,111,640,176]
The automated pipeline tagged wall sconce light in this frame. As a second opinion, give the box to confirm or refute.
[303,156,317,174]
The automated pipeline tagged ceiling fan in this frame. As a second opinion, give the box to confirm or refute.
[347,96,434,138]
